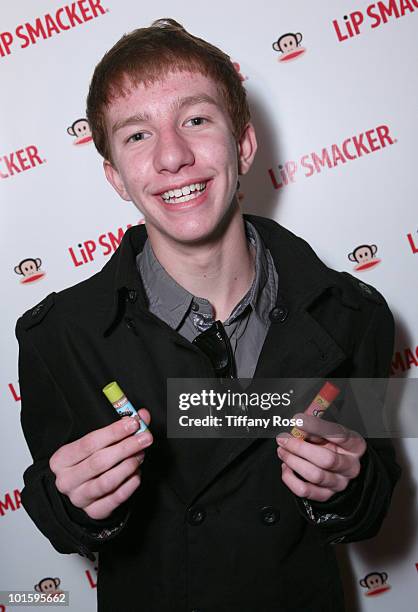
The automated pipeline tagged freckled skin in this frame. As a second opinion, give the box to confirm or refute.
[102,71,257,253]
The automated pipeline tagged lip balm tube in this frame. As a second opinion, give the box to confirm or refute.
[102,381,148,435]
[291,381,340,440]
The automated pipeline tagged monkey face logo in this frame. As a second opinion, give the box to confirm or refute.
[67,118,93,146]
[348,244,381,271]
[272,32,306,62]
[34,576,63,595]
[14,258,45,284]
[359,571,391,597]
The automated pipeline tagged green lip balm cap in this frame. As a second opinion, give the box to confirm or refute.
[102,381,124,404]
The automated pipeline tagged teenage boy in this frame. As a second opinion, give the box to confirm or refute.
[17,19,400,612]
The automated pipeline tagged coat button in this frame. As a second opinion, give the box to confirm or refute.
[126,289,137,303]
[124,317,138,335]
[358,281,372,295]
[269,306,288,323]
[260,505,279,525]
[191,301,199,312]
[31,303,44,317]
[187,506,206,525]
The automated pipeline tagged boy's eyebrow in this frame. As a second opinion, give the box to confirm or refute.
[111,93,220,134]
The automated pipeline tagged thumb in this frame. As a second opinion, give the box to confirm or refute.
[138,407,151,427]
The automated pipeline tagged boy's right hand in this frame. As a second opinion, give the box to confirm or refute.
[49,409,152,520]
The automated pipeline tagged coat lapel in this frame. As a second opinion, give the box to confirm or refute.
[186,296,347,505]
[183,216,349,505]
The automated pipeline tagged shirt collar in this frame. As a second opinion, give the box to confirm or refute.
[101,215,350,335]
[137,239,195,330]
[136,220,273,331]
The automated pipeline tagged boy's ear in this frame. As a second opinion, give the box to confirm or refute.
[103,159,131,201]
[237,123,258,175]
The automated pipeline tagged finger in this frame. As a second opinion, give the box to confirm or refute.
[50,417,142,471]
[56,429,153,493]
[280,464,336,502]
[277,446,349,492]
[83,472,142,520]
[276,433,356,476]
[70,454,144,508]
[293,413,366,454]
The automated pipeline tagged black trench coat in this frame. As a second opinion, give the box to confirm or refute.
[16,215,400,612]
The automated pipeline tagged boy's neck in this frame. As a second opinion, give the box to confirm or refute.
[147,209,255,322]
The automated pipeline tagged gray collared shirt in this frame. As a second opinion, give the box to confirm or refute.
[137,220,278,378]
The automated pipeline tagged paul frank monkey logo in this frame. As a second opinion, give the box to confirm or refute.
[348,244,381,271]
[34,577,63,595]
[14,258,45,284]
[67,118,93,146]
[272,32,306,62]
[359,571,391,597]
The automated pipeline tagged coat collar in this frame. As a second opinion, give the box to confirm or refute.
[100,214,359,335]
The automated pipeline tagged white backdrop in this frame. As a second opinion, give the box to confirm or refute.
[1,1,417,610]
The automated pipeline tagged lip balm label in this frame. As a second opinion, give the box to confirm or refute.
[290,382,340,440]
[114,399,147,433]
[102,381,148,435]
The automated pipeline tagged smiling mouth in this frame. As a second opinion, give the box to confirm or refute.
[160,181,207,204]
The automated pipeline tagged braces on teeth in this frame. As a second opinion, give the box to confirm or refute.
[161,182,207,203]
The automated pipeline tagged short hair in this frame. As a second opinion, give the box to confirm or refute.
[86,18,251,163]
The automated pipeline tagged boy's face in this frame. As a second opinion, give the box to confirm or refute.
[103,70,257,248]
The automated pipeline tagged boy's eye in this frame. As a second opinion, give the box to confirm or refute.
[185,117,207,127]
[127,132,149,143]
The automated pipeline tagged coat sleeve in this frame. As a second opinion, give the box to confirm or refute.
[295,297,401,544]
[16,319,130,558]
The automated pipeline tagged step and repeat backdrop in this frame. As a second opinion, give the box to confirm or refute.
[1,1,417,610]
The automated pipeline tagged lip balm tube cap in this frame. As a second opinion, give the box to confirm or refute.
[320,382,340,403]
[103,381,124,404]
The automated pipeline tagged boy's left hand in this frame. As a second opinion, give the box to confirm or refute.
[276,413,367,502]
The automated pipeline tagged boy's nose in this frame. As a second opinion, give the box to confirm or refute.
[153,129,195,174]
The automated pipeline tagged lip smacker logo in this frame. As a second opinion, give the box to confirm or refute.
[8,382,20,402]
[391,344,418,374]
[348,244,381,271]
[0,489,21,517]
[0,145,45,179]
[0,1,107,58]
[332,0,418,42]
[268,125,395,190]
[85,555,98,589]
[407,230,418,254]
[272,31,307,62]
[68,220,144,267]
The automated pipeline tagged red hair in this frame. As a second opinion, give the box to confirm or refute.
[86,18,250,162]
